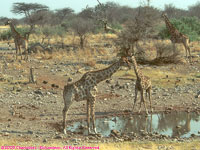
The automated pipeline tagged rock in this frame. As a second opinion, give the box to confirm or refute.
[111,129,120,137]
[4,132,9,136]
[110,85,114,89]
[34,90,43,96]
[43,139,48,143]
[51,84,59,88]
[68,77,73,82]
[43,80,48,84]
[54,135,63,139]
[27,130,33,134]
[115,81,120,87]
[106,80,110,84]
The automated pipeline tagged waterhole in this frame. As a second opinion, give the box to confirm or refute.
[67,111,200,138]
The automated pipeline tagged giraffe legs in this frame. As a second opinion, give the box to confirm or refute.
[90,97,97,134]
[147,88,153,113]
[87,88,97,135]
[133,87,138,111]
[183,42,191,62]
[62,87,73,134]
[139,90,148,115]
[14,41,18,60]
[24,40,28,61]
[87,98,97,135]
[87,99,91,134]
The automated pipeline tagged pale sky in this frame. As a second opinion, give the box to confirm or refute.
[1,0,200,18]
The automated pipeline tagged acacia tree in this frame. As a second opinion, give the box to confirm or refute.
[188,2,200,18]
[11,2,49,39]
[115,6,160,57]
[70,17,94,49]
[55,7,74,24]
[92,1,120,33]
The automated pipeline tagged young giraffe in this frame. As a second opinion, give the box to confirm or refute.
[131,55,152,115]
[62,56,132,134]
[5,20,28,60]
[161,13,191,59]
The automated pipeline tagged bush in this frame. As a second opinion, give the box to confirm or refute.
[153,41,183,64]
[0,30,12,41]
[159,17,200,41]
[0,27,34,41]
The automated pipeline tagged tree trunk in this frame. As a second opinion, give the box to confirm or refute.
[29,67,35,83]
[80,36,84,49]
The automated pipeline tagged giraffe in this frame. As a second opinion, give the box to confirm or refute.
[161,13,191,60]
[62,56,132,135]
[131,55,152,115]
[5,20,28,60]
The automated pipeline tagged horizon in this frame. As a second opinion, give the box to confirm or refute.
[1,0,199,19]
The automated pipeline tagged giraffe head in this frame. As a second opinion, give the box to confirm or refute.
[5,20,12,26]
[161,13,167,18]
[120,56,132,69]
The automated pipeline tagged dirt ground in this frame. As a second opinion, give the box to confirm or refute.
[0,43,200,147]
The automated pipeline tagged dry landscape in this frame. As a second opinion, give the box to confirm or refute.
[1,1,200,149]
[0,32,200,149]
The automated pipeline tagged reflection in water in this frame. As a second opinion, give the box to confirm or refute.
[67,112,200,138]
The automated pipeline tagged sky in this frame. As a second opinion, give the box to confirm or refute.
[1,0,199,18]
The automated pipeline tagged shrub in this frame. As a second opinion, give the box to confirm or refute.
[153,41,183,64]
[0,30,12,41]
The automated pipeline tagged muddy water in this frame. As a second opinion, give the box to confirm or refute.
[67,112,200,138]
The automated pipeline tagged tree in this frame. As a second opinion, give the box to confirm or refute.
[188,2,200,18]
[115,6,160,56]
[164,4,188,18]
[55,26,67,49]
[0,17,9,25]
[55,7,74,24]
[11,2,49,39]
[93,1,120,33]
[70,17,95,49]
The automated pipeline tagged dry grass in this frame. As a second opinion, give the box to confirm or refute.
[114,65,200,88]
[1,139,200,150]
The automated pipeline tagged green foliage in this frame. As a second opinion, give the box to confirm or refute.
[41,26,57,37]
[0,27,31,41]
[55,26,66,38]
[110,23,122,32]
[0,30,12,41]
[159,17,200,41]
[15,27,31,37]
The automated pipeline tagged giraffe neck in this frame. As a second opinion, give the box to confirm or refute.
[93,61,121,83]
[163,15,176,33]
[9,23,20,37]
[132,56,141,79]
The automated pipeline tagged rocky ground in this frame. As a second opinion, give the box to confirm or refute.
[0,48,200,147]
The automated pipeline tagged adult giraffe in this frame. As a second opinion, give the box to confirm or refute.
[161,13,191,60]
[5,20,28,60]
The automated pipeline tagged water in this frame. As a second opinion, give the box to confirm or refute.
[67,111,200,138]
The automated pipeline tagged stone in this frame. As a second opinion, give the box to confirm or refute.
[54,135,63,139]
[68,77,73,82]
[27,130,33,134]
[111,129,120,137]
[43,80,48,84]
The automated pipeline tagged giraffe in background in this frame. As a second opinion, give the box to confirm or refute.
[5,20,28,60]
[161,13,191,60]
[131,55,152,115]
[62,56,132,134]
